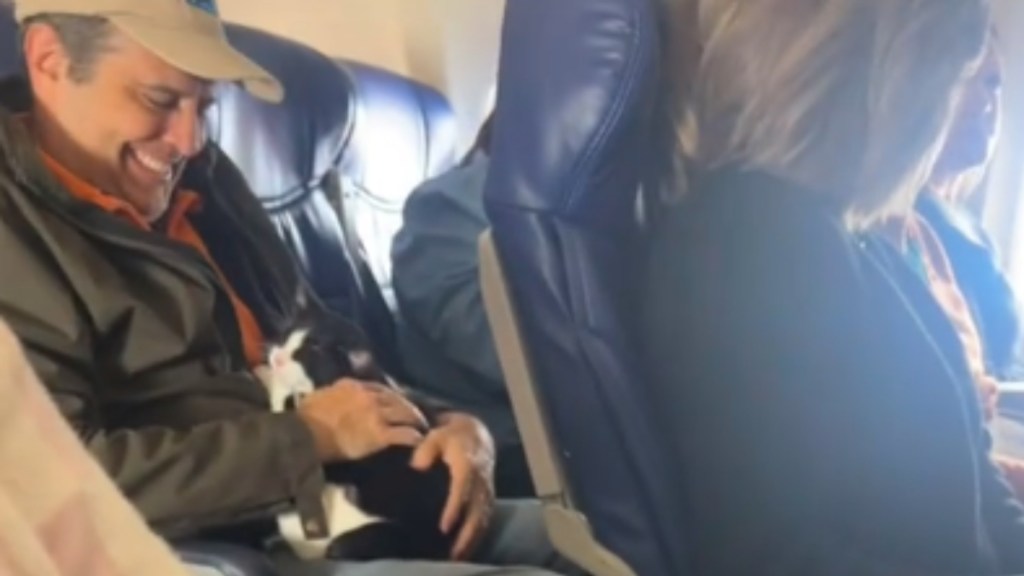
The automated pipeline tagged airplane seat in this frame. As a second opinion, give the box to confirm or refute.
[479,0,691,575]
[175,542,280,576]
[333,59,458,308]
[210,24,406,377]
[0,10,18,78]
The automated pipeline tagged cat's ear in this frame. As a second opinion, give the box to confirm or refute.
[348,350,375,375]
[280,329,309,360]
[291,290,322,329]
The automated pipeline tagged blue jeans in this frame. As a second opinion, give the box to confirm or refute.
[270,500,583,576]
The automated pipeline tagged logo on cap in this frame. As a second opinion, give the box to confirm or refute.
[186,0,219,15]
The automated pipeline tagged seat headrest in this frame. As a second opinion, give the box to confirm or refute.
[0,13,352,206]
[485,0,660,230]
[483,1,687,575]
[0,6,22,79]
[336,60,457,205]
[334,59,457,293]
[208,24,353,208]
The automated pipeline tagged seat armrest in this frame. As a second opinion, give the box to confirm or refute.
[175,542,280,576]
[479,230,637,576]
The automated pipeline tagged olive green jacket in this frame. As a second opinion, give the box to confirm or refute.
[0,77,344,541]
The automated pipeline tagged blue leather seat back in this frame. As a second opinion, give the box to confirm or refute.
[335,60,457,304]
[484,0,688,574]
[210,25,405,375]
[0,7,21,78]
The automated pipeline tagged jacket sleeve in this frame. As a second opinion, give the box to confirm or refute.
[977,431,1024,571]
[971,228,1024,380]
[391,158,506,391]
[3,309,329,541]
[643,211,960,576]
[924,202,1024,379]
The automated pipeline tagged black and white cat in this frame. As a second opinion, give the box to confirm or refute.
[255,313,456,561]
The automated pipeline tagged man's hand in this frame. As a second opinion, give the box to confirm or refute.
[410,412,496,561]
[297,379,429,462]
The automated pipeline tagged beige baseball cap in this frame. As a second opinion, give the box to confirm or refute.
[14,0,284,103]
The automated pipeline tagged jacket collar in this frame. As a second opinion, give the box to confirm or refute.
[0,76,313,338]
[0,76,365,348]
[0,77,46,192]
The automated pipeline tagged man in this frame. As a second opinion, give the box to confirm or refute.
[0,1,578,575]
[391,114,539,498]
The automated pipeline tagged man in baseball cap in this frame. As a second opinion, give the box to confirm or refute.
[10,0,285,221]
[15,0,283,101]
[0,1,580,575]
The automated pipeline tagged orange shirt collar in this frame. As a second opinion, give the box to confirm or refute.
[37,148,264,367]
[37,149,201,232]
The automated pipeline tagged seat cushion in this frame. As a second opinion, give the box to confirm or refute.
[335,59,458,304]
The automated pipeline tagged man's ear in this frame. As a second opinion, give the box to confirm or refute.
[21,23,69,86]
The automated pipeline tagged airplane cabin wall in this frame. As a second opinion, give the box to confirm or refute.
[984,0,1024,282]
[218,0,504,152]
[218,0,1024,281]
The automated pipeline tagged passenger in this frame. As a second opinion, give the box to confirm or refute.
[910,36,1022,388]
[642,0,1024,574]
[391,114,537,498]
[886,37,1024,502]
[0,1,579,575]
[0,318,190,576]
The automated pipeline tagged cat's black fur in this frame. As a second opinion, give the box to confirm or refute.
[275,309,457,561]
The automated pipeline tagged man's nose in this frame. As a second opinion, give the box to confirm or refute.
[165,108,205,159]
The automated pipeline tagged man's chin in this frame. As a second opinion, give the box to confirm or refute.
[125,190,172,224]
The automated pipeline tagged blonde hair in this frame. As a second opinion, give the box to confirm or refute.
[930,33,1002,203]
[668,0,990,229]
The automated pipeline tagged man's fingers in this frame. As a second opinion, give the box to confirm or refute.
[374,389,429,428]
[379,403,428,429]
[410,434,444,471]
[382,425,424,448]
[441,457,473,534]
[450,494,488,561]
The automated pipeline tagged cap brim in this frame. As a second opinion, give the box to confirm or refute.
[111,15,284,104]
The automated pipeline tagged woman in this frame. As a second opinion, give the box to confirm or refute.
[912,36,1021,388]
[890,38,1024,503]
[893,37,1009,410]
[642,1,1024,575]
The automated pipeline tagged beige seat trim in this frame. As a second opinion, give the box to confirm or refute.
[478,229,637,576]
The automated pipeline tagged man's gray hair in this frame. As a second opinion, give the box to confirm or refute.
[668,0,990,229]
[19,13,115,83]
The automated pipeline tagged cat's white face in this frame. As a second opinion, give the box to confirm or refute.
[255,329,316,412]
